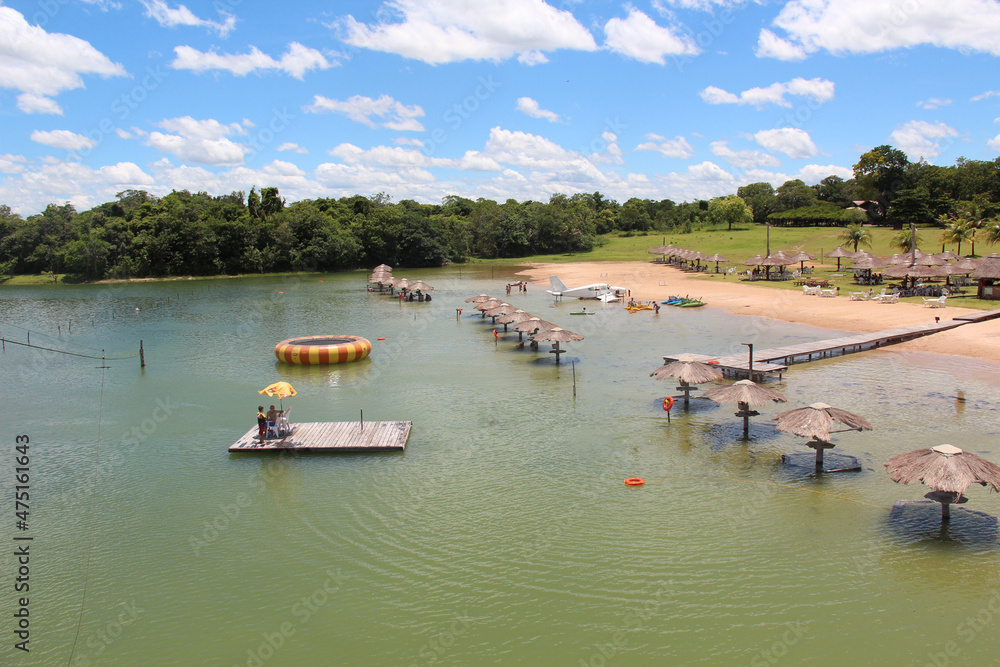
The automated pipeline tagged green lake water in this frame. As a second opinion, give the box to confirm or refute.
[2,265,1000,666]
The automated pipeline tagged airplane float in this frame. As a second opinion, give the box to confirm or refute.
[546,276,628,302]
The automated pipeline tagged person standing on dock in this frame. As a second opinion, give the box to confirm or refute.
[257,406,267,441]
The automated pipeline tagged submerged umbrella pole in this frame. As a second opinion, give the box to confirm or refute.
[807,439,836,470]
[678,379,692,408]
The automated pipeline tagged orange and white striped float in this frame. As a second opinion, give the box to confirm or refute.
[274,335,372,365]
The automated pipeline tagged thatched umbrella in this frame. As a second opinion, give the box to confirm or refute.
[373,264,392,272]
[789,251,815,271]
[649,355,723,409]
[465,294,494,303]
[495,309,533,333]
[688,250,709,270]
[510,317,556,336]
[407,280,434,292]
[885,444,1000,521]
[936,250,961,261]
[394,277,412,292]
[474,298,504,310]
[759,253,796,279]
[530,327,583,363]
[484,302,518,323]
[743,254,765,266]
[826,247,852,271]
[883,263,950,287]
[914,252,946,266]
[704,379,787,439]
[705,253,729,273]
[774,402,872,471]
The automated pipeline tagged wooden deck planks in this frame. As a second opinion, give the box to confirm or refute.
[229,421,412,453]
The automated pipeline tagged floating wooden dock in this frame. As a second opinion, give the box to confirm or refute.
[664,309,1000,379]
[229,421,411,453]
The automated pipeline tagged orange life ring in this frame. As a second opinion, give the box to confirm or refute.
[625,478,645,486]
[662,396,674,411]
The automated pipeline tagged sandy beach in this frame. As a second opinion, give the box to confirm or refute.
[517,261,1000,365]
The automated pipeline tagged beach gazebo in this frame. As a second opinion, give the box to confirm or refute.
[650,355,723,409]
[704,379,787,439]
[971,253,1000,300]
[825,247,852,271]
[774,402,872,472]
[531,327,583,364]
[885,444,1000,521]
[790,251,816,271]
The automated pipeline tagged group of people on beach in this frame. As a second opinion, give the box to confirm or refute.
[506,281,528,295]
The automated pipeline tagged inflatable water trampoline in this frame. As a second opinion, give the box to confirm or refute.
[274,335,372,364]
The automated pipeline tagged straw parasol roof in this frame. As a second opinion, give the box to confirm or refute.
[474,298,505,311]
[394,277,412,290]
[774,402,872,441]
[531,327,584,343]
[885,444,1000,501]
[936,250,961,261]
[496,309,533,325]
[373,264,393,272]
[407,280,433,291]
[706,253,729,263]
[484,303,518,317]
[850,249,875,259]
[851,256,889,270]
[648,245,671,255]
[743,254,765,266]
[705,379,786,438]
[650,356,724,408]
[704,379,787,407]
[971,253,1000,280]
[650,356,724,385]
[465,294,494,303]
[883,263,950,279]
[947,258,979,276]
[826,246,852,270]
[914,252,945,266]
[510,317,556,334]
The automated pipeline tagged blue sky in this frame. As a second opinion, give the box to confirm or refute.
[2,0,999,215]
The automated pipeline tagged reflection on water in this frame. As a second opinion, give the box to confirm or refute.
[3,265,1000,665]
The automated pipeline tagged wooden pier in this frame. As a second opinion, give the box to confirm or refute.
[664,309,1000,379]
[229,421,411,453]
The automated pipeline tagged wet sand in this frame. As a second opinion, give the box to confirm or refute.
[517,261,1000,365]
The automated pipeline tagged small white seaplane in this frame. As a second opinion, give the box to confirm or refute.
[546,276,627,302]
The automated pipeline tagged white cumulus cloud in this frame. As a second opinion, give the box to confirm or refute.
[709,141,781,169]
[635,134,695,159]
[144,116,248,166]
[304,94,425,131]
[0,7,127,115]
[516,97,561,122]
[337,0,596,64]
[890,120,959,159]
[171,42,334,79]
[700,77,834,108]
[757,0,1000,60]
[142,0,236,36]
[30,129,98,151]
[603,8,698,64]
[753,128,818,159]
[277,142,308,154]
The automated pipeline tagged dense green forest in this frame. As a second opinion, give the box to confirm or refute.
[2,146,999,280]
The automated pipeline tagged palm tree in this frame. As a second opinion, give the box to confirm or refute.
[839,222,872,253]
[890,227,922,254]
[941,219,973,256]
[984,219,1000,247]
[957,203,986,256]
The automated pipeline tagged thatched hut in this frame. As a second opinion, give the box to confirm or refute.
[650,355,723,408]
[774,402,872,471]
[971,253,1000,300]
[704,379,787,438]
[885,444,1000,521]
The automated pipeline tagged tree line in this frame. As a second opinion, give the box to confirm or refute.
[1,149,998,280]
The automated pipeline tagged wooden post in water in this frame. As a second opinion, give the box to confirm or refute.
[572,360,576,397]
[360,409,364,432]
[140,340,145,368]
